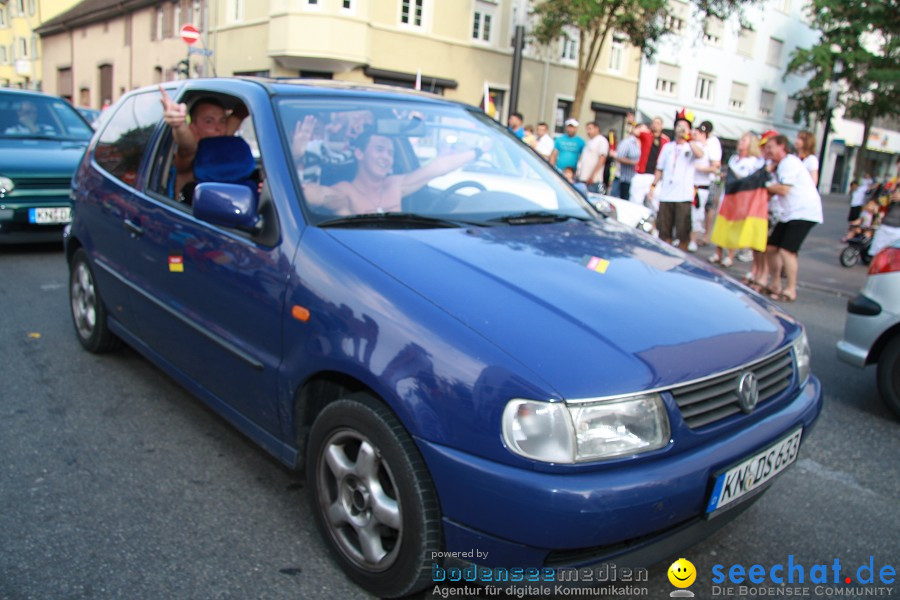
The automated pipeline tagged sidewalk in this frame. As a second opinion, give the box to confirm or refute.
[693,193,867,299]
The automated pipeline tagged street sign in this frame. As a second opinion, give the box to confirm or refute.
[180,24,200,45]
[189,47,213,57]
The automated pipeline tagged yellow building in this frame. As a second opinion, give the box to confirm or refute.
[0,0,80,89]
[37,0,641,130]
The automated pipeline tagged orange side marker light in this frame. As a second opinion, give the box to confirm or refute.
[291,305,311,322]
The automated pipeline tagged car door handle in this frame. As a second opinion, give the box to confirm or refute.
[124,219,144,238]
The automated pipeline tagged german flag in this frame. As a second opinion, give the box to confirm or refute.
[710,166,770,252]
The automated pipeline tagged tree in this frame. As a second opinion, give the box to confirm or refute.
[786,0,900,175]
[530,0,760,120]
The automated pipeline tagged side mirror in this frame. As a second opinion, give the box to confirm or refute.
[193,182,261,233]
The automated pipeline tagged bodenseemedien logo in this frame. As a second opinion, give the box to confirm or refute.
[668,558,697,598]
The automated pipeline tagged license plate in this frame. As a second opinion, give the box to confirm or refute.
[28,207,72,224]
[706,427,802,514]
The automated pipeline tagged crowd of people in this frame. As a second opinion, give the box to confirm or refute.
[508,108,831,303]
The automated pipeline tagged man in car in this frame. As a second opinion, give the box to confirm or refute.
[5,100,55,135]
[159,86,248,199]
[292,115,483,215]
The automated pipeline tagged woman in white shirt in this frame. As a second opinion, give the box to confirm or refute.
[708,132,766,273]
[795,130,819,187]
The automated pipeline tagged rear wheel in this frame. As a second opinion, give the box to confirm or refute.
[306,394,441,598]
[877,336,900,419]
[69,248,120,353]
[840,246,860,268]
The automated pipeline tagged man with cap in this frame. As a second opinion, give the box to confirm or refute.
[650,109,705,251]
[760,130,822,303]
[550,118,586,171]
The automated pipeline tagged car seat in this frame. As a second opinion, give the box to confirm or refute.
[187,135,258,203]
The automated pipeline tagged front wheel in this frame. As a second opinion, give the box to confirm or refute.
[306,394,442,598]
[69,248,120,353]
[840,246,860,268]
[877,336,900,419]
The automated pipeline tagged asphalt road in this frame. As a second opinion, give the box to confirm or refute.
[1,195,897,600]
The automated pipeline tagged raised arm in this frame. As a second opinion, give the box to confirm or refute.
[399,148,480,196]
[159,86,198,176]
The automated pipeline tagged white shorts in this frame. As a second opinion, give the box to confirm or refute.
[692,188,709,233]
[630,174,655,207]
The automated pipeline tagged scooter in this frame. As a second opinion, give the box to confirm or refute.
[840,232,874,267]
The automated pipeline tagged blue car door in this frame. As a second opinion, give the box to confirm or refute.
[123,114,289,445]
[73,91,164,337]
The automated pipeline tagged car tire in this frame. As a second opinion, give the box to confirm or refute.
[840,246,860,268]
[69,248,121,353]
[306,393,442,598]
[877,335,900,419]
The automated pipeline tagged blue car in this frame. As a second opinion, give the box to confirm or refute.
[0,88,93,243]
[65,78,822,598]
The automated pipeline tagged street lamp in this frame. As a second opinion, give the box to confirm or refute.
[818,53,843,186]
[508,0,527,116]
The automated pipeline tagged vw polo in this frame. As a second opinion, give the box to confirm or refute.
[66,78,821,598]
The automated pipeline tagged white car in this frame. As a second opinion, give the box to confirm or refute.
[590,193,656,234]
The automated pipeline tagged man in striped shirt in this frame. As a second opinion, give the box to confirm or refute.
[611,122,644,201]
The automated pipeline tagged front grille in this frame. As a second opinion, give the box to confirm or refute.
[13,178,73,191]
[672,348,794,429]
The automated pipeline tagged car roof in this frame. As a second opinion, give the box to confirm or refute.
[0,88,68,100]
[154,77,470,111]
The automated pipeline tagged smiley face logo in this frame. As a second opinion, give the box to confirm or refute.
[668,558,697,588]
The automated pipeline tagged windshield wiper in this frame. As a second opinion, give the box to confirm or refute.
[488,211,592,225]
[318,212,485,229]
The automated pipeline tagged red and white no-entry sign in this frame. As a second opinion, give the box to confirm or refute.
[180,24,200,45]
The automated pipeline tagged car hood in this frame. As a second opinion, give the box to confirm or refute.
[327,219,797,399]
[0,139,89,178]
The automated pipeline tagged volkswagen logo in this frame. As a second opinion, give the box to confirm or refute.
[737,371,760,413]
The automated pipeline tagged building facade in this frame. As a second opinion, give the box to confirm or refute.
[636,0,819,151]
[36,0,643,130]
[0,0,80,88]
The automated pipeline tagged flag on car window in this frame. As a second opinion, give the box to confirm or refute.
[710,166,770,252]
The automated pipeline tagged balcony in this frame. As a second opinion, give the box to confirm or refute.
[268,12,369,73]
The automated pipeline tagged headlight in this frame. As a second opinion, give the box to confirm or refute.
[793,330,811,385]
[502,394,670,463]
[0,176,14,196]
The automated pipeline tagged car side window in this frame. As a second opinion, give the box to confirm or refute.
[94,92,163,187]
[147,93,260,207]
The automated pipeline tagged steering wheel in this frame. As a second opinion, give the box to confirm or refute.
[431,180,487,213]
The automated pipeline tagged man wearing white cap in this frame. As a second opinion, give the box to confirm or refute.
[550,118,585,172]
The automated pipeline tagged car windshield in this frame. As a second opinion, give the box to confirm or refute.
[276,96,596,227]
[0,92,93,141]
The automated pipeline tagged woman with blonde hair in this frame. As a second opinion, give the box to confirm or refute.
[795,130,819,186]
[708,132,767,282]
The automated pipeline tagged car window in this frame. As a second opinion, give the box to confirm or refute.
[276,97,594,225]
[0,92,93,141]
[94,91,163,187]
[146,93,261,208]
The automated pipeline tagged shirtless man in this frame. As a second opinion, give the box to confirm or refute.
[159,86,248,198]
[292,115,483,215]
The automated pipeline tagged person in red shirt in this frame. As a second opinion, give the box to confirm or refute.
[630,116,669,206]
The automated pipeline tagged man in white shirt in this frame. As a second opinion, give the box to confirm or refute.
[761,131,823,303]
[533,122,554,161]
[650,113,705,251]
[576,121,609,192]
[691,121,722,251]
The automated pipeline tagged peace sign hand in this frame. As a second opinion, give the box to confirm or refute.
[159,85,188,130]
